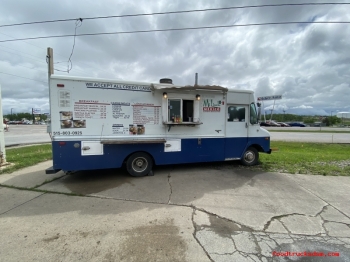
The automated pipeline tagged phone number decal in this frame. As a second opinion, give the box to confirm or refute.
[53,131,82,136]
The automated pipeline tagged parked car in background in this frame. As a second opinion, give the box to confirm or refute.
[288,122,306,127]
[266,121,281,127]
[259,122,271,127]
[277,122,290,127]
[9,120,23,125]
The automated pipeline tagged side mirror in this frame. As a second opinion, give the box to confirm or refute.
[257,103,262,121]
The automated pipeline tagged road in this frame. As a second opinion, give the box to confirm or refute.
[3,125,350,146]
[4,125,51,146]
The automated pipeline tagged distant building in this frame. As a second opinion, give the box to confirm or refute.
[336,112,350,119]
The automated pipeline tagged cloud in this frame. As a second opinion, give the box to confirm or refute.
[0,0,349,116]
[292,105,313,109]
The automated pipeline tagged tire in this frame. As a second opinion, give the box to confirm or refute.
[241,147,259,166]
[126,152,153,177]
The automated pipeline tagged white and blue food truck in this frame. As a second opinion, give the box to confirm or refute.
[46,75,271,176]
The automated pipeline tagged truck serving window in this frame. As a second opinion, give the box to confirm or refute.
[168,99,194,122]
[250,103,258,124]
[228,106,245,122]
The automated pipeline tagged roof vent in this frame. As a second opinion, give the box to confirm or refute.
[159,78,172,84]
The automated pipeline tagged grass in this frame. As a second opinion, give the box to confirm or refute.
[1,144,52,174]
[258,142,350,176]
[1,142,349,177]
[267,129,350,133]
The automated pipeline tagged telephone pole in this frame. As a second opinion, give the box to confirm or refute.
[47,47,54,78]
[47,47,53,132]
[0,84,6,165]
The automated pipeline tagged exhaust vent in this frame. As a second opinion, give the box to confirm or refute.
[159,78,172,84]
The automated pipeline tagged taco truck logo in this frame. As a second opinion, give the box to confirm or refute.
[203,99,221,112]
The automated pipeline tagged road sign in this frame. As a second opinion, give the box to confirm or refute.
[32,108,41,114]
[257,95,282,101]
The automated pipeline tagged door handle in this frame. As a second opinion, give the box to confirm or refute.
[245,122,248,128]
[165,144,172,147]
[82,146,90,151]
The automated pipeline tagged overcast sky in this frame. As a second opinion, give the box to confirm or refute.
[0,0,349,116]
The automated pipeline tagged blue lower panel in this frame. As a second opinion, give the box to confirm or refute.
[247,137,270,153]
[52,137,270,171]
[225,137,248,158]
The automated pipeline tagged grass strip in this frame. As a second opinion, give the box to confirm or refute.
[1,144,52,174]
[1,142,349,177]
[267,130,350,133]
[258,141,350,176]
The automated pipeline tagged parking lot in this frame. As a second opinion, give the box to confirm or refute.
[4,125,50,146]
[1,125,350,261]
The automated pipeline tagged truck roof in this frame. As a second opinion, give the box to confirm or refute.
[50,74,151,86]
[151,83,253,94]
[51,74,253,94]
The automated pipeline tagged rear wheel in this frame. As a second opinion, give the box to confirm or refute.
[241,147,259,166]
[126,152,153,177]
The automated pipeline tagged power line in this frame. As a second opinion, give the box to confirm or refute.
[0,40,98,74]
[0,21,349,43]
[0,31,104,73]
[54,18,83,73]
[0,46,46,62]
[0,46,73,71]
[0,3,349,28]
[0,71,47,84]
[0,44,98,75]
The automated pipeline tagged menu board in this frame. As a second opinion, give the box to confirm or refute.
[112,124,129,135]
[133,104,160,125]
[74,100,108,119]
[112,102,131,120]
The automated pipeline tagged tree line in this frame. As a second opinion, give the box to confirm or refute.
[3,113,47,121]
[263,114,341,126]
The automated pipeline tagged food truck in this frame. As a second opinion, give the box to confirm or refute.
[46,75,271,176]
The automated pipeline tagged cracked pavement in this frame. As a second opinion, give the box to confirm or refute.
[0,161,349,261]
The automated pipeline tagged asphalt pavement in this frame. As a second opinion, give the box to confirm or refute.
[1,125,350,261]
[0,161,350,261]
[4,125,50,146]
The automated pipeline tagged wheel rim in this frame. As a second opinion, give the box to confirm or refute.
[244,151,255,164]
[132,157,148,172]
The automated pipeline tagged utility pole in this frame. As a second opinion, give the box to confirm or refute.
[0,84,6,165]
[47,47,54,133]
[283,109,286,121]
[270,99,276,121]
[47,47,54,77]
[269,109,273,121]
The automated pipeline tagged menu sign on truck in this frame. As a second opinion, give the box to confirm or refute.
[74,100,108,119]
[132,104,160,125]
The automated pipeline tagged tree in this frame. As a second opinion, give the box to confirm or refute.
[304,116,318,124]
[267,113,303,122]
[322,116,341,126]
[3,112,47,122]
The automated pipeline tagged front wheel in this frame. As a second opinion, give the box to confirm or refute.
[126,152,153,177]
[241,147,259,166]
